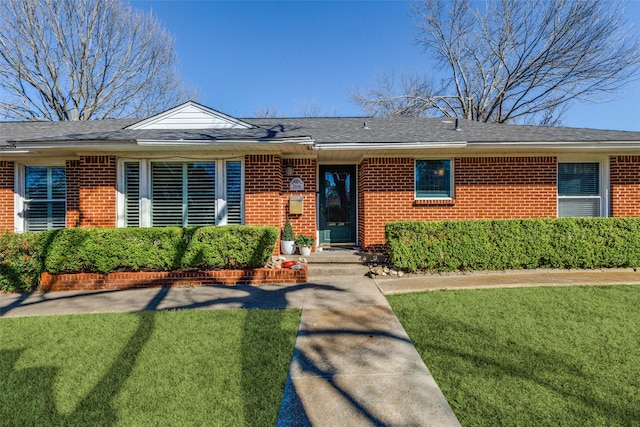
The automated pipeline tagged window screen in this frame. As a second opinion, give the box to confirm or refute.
[558,162,600,217]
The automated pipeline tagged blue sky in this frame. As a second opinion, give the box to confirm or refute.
[132,0,640,131]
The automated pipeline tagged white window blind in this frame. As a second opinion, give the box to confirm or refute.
[558,162,601,217]
[151,162,216,227]
[187,163,216,226]
[25,166,66,231]
[124,162,140,227]
[226,161,242,225]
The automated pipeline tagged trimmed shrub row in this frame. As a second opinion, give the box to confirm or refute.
[0,231,44,292]
[0,226,278,292]
[386,218,640,272]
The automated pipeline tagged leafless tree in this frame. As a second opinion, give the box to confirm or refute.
[352,0,640,125]
[0,0,195,121]
[293,97,324,117]
[293,97,341,117]
[253,105,280,118]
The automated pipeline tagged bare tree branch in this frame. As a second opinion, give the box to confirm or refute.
[352,0,640,125]
[0,0,196,121]
[252,105,280,118]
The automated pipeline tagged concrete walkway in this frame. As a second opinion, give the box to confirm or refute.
[276,275,459,426]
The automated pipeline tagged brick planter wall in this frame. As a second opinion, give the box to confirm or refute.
[40,267,307,292]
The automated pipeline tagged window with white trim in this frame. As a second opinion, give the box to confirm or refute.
[24,166,66,231]
[120,159,243,227]
[124,162,140,227]
[415,159,453,199]
[558,162,601,217]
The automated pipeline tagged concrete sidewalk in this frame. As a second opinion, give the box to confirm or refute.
[374,268,640,295]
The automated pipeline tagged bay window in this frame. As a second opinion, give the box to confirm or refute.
[119,159,242,227]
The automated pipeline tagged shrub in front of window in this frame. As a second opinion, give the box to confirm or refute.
[386,217,640,272]
[415,159,452,198]
[0,231,47,292]
[181,226,279,269]
[44,226,279,274]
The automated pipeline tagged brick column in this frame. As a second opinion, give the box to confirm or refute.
[610,156,640,217]
[0,161,14,231]
[244,154,283,228]
[66,156,117,228]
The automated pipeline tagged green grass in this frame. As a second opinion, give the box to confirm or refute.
[388,286,640,426]
[0,309,301,426]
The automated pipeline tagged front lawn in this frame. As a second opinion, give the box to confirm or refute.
[388,286,640,426]
[0,309,300,426]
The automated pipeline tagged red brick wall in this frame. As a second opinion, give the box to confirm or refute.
[244,155,317,253]
[0,161,14,231]
[358,156,558,249]
[610,155,640,216]
[66,156,117,228]
[244,154,283,229]
[65,160,80,228]
[282,158,317,246]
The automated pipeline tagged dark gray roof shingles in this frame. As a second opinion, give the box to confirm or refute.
[3,116,640,147]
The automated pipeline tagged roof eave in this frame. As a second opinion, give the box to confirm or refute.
[467,141,640,149]
[135,137,314,146]
[313,141,468,150]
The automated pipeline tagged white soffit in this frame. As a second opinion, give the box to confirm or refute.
[126,101,255,130]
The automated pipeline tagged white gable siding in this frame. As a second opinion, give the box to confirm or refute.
[127,101,253,130]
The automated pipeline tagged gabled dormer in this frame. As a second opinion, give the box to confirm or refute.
[126,101,255,130]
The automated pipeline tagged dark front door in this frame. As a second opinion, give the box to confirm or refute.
[319,165,356,246]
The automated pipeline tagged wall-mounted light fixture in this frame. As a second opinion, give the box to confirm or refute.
[284,160,295,177]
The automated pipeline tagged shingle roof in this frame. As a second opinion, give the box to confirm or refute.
[0,119,137,146]
[3,116,640,148]
[249,117,640,144]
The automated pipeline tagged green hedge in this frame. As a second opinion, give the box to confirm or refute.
[44,226,279,274]
[0,226,278,292]
[386,218,640,272]
[0,231,48,292]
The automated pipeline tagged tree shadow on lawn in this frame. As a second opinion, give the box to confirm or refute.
[0,289,160,426]
[416,314,640,425]
[1,283,366,425]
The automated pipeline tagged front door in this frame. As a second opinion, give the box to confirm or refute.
[319,165,356,246]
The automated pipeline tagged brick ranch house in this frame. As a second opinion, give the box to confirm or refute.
[3,101,640,252]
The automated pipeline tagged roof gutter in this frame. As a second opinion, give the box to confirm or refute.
[4,141,138,150]
[136,137,314,146]
[467,141,640,149]
[313,141,467,150]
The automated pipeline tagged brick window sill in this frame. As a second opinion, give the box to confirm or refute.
[413,198,456,206]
